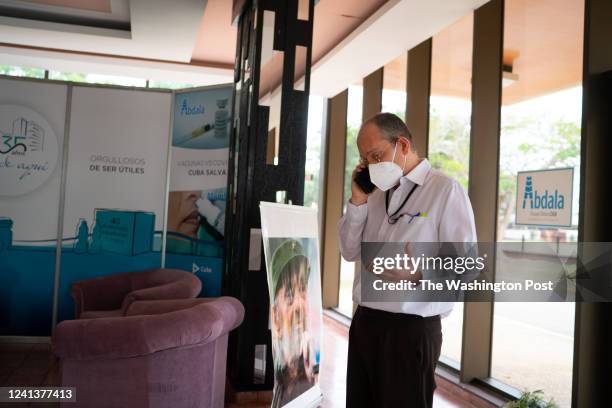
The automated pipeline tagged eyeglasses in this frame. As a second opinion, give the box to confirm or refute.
[359,142,395,165]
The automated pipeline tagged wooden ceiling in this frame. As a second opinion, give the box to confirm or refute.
[382,0,584,105]
[502,0,584,104]
[257,0,388,97]
[2,0,584,103]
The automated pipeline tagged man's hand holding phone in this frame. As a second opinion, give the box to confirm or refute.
[351,163,374,205]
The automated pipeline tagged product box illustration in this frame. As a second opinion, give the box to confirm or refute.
[93,209,155,256]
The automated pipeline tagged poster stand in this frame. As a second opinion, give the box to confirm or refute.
[260,202,324,408]
[0,75,232,337]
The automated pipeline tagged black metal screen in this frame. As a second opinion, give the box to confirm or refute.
[223,0,314,391]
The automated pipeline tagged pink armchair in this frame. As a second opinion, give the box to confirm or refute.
[52,297,245,408]
[71,268,202,319]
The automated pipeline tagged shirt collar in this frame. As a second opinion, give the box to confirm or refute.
[399,158,431,186]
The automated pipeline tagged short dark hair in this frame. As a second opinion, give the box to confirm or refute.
[362,112,414,148]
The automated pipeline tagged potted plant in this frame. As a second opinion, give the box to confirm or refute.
[505,390,559,408]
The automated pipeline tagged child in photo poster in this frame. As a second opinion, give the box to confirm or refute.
[269,238,319,408]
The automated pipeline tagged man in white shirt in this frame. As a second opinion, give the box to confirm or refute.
[339,113,477,408]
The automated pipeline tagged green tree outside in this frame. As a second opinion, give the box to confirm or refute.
[0,65,44,78]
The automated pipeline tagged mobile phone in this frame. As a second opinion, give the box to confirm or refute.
[354,167,376,194]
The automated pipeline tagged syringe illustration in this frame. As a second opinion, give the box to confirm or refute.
[174,122,215,146]
[174,99,230,146]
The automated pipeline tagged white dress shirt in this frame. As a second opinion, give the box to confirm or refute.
[338,158,477,318]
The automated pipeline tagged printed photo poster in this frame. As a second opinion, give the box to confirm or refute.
[260,202,323,408]
[0,78,68,335]
[165,85,232,297]
[58,86,172,321]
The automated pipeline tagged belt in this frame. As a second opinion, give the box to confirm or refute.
[356,305,440,323]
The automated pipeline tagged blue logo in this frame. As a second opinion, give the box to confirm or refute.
[522,176,565,210]
[192,263,212,274]
[180,99,205,116]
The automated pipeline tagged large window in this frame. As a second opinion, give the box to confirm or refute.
[337,82,364,317]
[428,13,474,365]
[304,95,325,209]
[0,65,44,78]
[49,71,148,87]
[51,72,200,89]
[0,65,204,90]
[491,0,584,406]
[148,80,198,89]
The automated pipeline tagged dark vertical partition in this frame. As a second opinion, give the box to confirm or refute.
[573,1,612,406]
[224,0,315,391]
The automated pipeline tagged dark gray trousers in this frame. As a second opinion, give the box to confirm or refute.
[347,306,443,408]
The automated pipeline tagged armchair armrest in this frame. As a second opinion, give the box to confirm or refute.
[125,296,244,330]
[204,297,245,333]
[125,298,215,316]
[120,276,202,313]
[52,302,229,361]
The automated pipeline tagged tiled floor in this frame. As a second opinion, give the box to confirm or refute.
[318,315,481,408]
[0,343,60,407]
[0,316,495,407]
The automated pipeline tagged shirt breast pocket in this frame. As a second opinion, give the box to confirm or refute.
[401,214,428,226]
[393,214,436,241]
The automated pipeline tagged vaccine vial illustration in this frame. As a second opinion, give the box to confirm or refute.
[214,99,229,139]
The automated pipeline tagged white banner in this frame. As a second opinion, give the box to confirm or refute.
[260,202,323,408]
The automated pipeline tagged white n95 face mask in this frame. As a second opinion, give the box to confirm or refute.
[368,142,407,191]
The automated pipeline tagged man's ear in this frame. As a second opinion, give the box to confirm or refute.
[398,136,411,154]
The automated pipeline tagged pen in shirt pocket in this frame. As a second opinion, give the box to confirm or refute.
[404,211,428,223]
